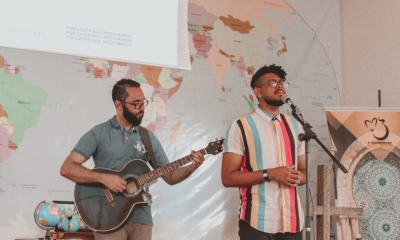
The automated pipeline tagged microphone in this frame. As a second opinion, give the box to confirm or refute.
[281,94,302,117]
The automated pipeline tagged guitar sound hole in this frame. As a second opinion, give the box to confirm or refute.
[125,178,140,195]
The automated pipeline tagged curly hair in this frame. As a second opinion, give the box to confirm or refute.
[250,64,287,89]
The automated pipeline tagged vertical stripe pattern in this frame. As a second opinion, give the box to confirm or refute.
[224,108,305,233]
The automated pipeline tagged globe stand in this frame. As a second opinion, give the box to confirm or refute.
[35,221,54,240]
[44,229,51,240]
[64,217,71,239]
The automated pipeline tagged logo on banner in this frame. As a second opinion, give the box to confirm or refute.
[365,117,389,141]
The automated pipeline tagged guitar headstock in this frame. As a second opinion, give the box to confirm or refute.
[205,138,224,155]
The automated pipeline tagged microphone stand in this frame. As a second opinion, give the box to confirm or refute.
[290,109,347,240]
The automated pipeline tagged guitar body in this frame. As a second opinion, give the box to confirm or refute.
[74,159,153,232]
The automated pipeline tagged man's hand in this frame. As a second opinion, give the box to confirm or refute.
[162,150,205,185]
[101,174,127,193]
[189,150,205,171]
[269,165,302,188]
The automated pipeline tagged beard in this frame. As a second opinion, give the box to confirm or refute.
[122,103,143,126]
[265,99,284,107]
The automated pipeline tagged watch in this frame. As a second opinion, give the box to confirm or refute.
[262,169,270,182]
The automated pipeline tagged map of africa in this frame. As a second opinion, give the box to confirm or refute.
[0,1,340,239]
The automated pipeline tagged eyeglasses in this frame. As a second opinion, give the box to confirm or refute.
[257,79,289,88]
[121,99,149,109]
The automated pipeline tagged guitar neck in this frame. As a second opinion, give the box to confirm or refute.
[136,148,207,185]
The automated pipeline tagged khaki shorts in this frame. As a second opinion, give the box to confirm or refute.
[94,222,152,240]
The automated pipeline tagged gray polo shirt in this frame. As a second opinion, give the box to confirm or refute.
[73,116,169,225]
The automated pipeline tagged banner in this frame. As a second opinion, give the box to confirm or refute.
[326,108,400,240]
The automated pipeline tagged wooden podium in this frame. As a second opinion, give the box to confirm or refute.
[16,232,94,240]
[50,232,94,239]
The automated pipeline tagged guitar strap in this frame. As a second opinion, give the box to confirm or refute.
[138,126,156,169]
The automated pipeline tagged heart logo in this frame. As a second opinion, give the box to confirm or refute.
[365,117,389,140]
[364,118,377,131]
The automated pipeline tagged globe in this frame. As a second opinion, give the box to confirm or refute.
[61,215,80,232]
[34,201,61,230]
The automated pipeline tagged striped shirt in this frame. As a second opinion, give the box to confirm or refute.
[224,106,305,233]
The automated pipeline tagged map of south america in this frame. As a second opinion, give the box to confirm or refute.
[0,55,48,162]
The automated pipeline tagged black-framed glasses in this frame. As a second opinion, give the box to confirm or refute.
[258,79,289,88]
[120,99,149,109]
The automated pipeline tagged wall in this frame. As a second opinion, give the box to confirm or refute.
[341,1,400,107]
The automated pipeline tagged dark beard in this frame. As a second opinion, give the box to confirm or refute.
[266,99,284,107]
[122,103,143,126]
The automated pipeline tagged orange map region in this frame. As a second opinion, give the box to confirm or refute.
[141,66,162,88]
[219,15,254,34]
[85,62,111,79]
[0,105,17,162]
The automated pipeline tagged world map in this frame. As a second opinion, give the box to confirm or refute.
[0,1,340,239]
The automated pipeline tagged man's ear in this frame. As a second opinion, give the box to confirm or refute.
[253,88,261,98]
[114,99,123,111]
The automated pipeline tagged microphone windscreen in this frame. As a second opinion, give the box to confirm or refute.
[281,94,290,103]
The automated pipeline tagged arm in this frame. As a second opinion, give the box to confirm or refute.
[297,153,307,186]
[221,152,265,187]
[162,150,205,185]
[60,151,127,192]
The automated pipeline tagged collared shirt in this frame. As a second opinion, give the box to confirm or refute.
[224,106,305,233]
[73,116,169,225]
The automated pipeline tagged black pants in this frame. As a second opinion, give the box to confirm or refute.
[238,220,303,240]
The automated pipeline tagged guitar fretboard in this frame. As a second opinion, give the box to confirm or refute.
[136,148,207,186]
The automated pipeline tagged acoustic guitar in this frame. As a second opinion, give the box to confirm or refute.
[74,138,224,232]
